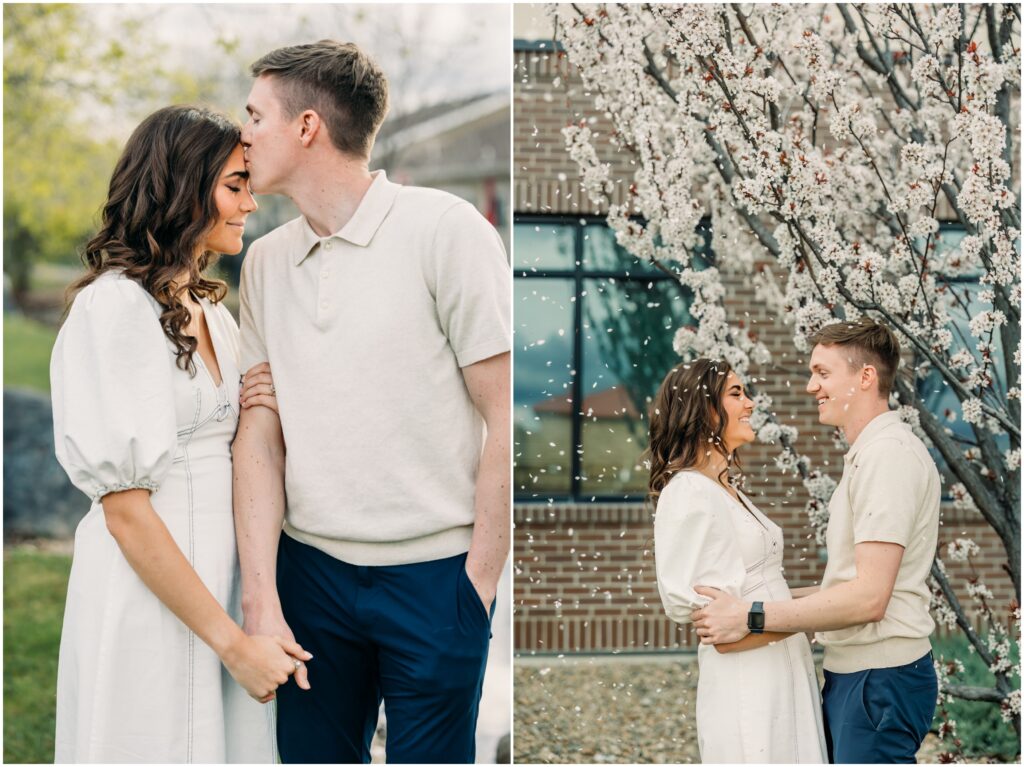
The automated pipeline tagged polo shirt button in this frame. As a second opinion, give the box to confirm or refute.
[323,240,332,250]
[320,301,329,309]
[320,270,329,279]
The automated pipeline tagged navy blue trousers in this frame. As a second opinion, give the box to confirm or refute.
[274,534,493,764]
[822,652,937,764]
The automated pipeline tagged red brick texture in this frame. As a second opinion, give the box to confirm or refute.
[513,44,1015,654]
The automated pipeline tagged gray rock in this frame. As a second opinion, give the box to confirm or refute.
[4,387,84,540]
[495,732,511,763]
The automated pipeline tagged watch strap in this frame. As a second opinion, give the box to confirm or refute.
[747,600,765,634]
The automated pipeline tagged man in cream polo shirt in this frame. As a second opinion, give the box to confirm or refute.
[690,318,941,763]
[231,41,510,764]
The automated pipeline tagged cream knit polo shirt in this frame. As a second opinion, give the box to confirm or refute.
[816,410,941,673]
[239,170,510,566]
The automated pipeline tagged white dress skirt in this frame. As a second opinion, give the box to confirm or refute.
[654,471,827,764]
[50,272,276,763]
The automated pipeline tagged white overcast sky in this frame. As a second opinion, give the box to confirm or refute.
[512,3,553,39]
[82,3,510,134]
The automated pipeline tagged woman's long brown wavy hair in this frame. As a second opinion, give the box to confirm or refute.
[646,358,743,509]
[69,105,241,375]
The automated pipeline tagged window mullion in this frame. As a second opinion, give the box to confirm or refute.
[570,223,585,501]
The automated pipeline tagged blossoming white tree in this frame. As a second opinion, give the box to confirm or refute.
[550,1,1020,747]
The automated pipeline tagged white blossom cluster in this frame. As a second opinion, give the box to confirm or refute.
[805,499,830,545]
[1001,689,1021,724]
[929,583,960,632]
[932,649,964,705]
[946,538,981,563]
[552,4,1020,706]
[896,405,930,443]
[803,470,838,543]
[949,482,979,513]
[985,626,1013,674]
[960,398,985,425]
[803,470,837,506]
[966,580,996,604]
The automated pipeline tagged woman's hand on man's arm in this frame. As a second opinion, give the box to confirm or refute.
[240,362,277,413]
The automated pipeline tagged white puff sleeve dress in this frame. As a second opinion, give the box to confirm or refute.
[654,471,827,764]
[50,272,276,763]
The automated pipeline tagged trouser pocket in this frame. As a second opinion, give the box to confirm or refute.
[457,562,493,635]
[853,654,937,762]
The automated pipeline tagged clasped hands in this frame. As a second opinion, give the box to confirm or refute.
[690,586,751,645]
[234,609,312,704]
[224,632,312,703]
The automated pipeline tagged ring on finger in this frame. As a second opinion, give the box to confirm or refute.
[293,659,302,670]
[270,384,277,396]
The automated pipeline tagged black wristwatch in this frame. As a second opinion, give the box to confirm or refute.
[747,601,765,634]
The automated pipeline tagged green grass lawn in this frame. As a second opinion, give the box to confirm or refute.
[931,633,1021,761]
[3,314,57,392]
[3,548,71,764]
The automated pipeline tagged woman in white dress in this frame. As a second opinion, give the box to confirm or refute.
[50,105,311,763]
[649,358,827,764]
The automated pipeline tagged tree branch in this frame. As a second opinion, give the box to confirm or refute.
[931,560,998,668]
[944,684,1009,703]
[895,378,1008,543]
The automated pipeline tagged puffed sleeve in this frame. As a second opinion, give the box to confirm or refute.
[654,477,748,624]
[50,275,178,504]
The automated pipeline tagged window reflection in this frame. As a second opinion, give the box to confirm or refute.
[580,278,691,496]
[513,221,575,270]
[514,217,696,501]
[514,279,574,496]
[582,225,667,273]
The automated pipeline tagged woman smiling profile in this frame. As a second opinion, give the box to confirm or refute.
[51,105,310,763]
[648,358,826,763]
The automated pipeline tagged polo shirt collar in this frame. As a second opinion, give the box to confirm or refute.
[293,170,401,265]
[845,410,901,462]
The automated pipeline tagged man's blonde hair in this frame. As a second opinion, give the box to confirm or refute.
[809,318,901,397]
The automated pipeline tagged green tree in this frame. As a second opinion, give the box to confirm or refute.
[3,5,214,305]
[3,6,116,302]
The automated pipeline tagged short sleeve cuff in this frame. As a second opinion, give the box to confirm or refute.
[455,337,511,368]
[853,529,909,547]
[90,480,160,504]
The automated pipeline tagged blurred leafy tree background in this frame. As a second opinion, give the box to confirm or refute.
[2,4,228,302]
[3,2,508,313]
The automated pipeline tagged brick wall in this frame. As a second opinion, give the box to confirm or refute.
[513,42,1016,654]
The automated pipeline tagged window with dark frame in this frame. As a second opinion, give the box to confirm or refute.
[513,215,704,503]
[915,223,1012,492]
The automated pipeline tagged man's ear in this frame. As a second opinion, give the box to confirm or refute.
[860,364,878,393]
[298,110,321,147]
